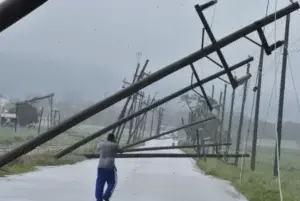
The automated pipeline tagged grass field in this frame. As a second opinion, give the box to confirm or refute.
[183,146,300,201]
[0,125,149,177]
[0,126,91,176]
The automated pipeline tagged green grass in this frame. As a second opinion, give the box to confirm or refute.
[0,126,150,177]
[0,154,85,177]
[183,148,300,201]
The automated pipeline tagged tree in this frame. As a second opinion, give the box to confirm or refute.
[10,103,39,126]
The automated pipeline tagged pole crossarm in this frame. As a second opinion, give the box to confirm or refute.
[0,2,298,167]
[83,153,250,159]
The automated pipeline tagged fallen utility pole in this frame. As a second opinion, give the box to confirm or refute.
[123,143,231,152]
[274,13,290,177]
[0,0,48,33]
[83,153,250,159]
[122,117,215,150]
[0,2,297,167]
[54,59,251,158]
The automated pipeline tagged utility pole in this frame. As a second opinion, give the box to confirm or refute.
[137,52,142,64]
[141,96,151,139]
[250,48,265,171]
[116,59,149,142]
[274,14,290,177]
[226,88,235,156]
[37,107,44,134]
[156,107,162,135]
[14,103,18,132]
[150,107,155,136]
[219,84,227,152]
[113,62,140,136]
[214,91,222,153]
[234,64,250,166]
[49,96,53,127]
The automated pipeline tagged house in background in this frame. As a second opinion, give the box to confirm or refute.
[0,95,17,127]
[0,112,16,127]
[0,95,10,113]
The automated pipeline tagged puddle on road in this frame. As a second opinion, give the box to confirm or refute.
[0,139,247,201]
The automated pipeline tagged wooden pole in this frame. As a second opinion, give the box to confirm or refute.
[219,84,227,151]
[250,48,265,171]
[234,64,250,166]
[273,14,290,177]
[37,107,44,134]
[226,88,235,156]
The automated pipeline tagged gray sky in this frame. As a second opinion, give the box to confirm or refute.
[1,0,300,122]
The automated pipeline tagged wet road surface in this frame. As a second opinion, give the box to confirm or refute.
[0,139,247,201]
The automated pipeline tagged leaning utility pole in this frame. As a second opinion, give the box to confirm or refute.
[214,91,222,154]
[274,14,290,177]
[234,64,250,166]
[140,96,151,139]
[133,93,144,142]
[149,106,155,136]
[250,48,265,171]
[114,63,140,137]
[211,85,215,100]
[226,88,235,157]
[219,84,227,152]
[156,107,164,135]
[0,0,48,33]
[114,59,148,137]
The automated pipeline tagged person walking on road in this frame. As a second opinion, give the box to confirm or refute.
[95,133,122,201]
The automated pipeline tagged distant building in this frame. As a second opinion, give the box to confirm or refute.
[0,96,10,113]
[0,112,16,127]
[0,96,17,127]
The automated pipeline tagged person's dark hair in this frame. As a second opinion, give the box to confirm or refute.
[107,133,115,142]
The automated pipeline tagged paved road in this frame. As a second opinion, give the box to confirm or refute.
[0,139,247,201]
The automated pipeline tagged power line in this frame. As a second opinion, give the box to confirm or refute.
[286,50,300,115]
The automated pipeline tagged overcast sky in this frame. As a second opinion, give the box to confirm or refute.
[0,0,300,123]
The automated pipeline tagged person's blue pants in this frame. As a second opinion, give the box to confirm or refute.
[95,168,117,201]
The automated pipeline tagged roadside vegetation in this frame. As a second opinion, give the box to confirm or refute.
[0,126,147,177]
[183,147,300,201]
[0,154,85,177]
